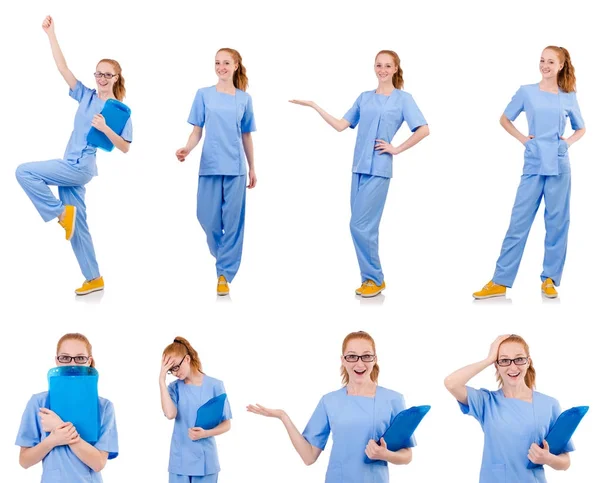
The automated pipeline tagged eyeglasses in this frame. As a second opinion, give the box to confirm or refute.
[94,72,117,79]
[497,357,529,367]
[168,355,187,374]
[344,354,376,363]
[56,355,90,364]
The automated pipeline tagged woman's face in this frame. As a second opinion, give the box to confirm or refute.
[167,352,191,380]
[495,341,530,388]
[539,49,563,80]
[374,53,397,83]
[341,338,377,384]
[56,339,92,367]
[215,51,237,83]
[95,61,118,95]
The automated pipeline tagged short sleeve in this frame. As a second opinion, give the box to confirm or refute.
[219,381,233,421]
[302,397,330,450]
[15,395,42,448]
[504,86,525,121]
[95,400,119,459]
[458,386,490,424]
[69,80,94,103]
[168,381,179,405]
[241,95,256,133]
[188,89,206,128]
[121,117,133,143]
[402,94,427,132]
[550,400,575,453]
[343,93,362,129]
[568,93,585,130]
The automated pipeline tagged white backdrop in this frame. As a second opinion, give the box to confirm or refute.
[0,0,597,482]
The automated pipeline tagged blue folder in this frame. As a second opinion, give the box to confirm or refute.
[366,405,431,464]
[527,406,589,469]
[87,98,131,152]
[195,393,227,430]
[47,366,100,444]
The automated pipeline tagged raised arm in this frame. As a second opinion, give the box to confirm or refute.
[289,100,350,132]
[159,355,177,420]
[42,16,77,90]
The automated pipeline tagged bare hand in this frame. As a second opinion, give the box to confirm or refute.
[375,139,397,155]
[160,354,175,381]
[42,16,55,35]
[246,404,285,420]
[365,437,389,461]
[289,100,316,108]
[48,422,80,447]
[91,114,108,133]
[176,147,190,162]
[247,169,257,189]
[487,335,512,364]
[39,408,64,433]
[188,427,208,441]
[560,136,571,147]
[528,440,551,465]
[522,135,534,146]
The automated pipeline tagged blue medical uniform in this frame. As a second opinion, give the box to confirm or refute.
[15,80,133,281]
[188,86,256,282]
[15,391,118,483]
[493,84,584,287]
[344,90,427,285]
[302,386,415,483]
[459,387,574,483]
[168,375,232,482]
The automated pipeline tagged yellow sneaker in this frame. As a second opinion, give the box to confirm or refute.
[75,277,104,296]
[473,281,506,299]
[217,275,229,296]
[58,205,77,241]
[360,280,386,298]
[355,281,368,295]
[542,278,558,298]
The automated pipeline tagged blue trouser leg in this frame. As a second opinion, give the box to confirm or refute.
[349,173,390,286]
[493,175,545,287]
[196,175,246,282]
[169,473,219,482]
[541,173,571,285]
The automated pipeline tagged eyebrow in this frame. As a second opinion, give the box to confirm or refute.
[58,352,88,356]
[498,353,526,358]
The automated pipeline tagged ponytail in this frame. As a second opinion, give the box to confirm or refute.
[163,336,203,373]
[218,48,249,91]
[545,46,576,93]
[97,58,126,100]
[376,50,404,90]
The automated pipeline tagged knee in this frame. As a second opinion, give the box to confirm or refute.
[15,163,28,182]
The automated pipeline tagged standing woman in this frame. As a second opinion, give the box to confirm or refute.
[290,50,429,297]
[16,333,118,482]
[444,334,573,482]
[247,331,415,482]
[159,337,232,483]
[176,48,257,296]
[473,46,585,300]
[16,16,133,296]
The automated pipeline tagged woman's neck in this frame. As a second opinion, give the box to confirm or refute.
[376,81,395,95]
[216,79,236,94]
[502,383,532,401]
[346,380,377,396]
[539,77,559,93]
[185,370,204,385]
[98,90,116,101]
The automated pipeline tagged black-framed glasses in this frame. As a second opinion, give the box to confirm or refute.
[344,354,376,363]
[94,72,117,79]
[168,355,187,374]
[497,357,529,367]
[56,355,90,364]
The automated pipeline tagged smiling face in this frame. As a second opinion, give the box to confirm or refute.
[95,61,118,96]
[341,338,377,384]
[56,339,92,367]
[374,53,397,83]
[496,341,531,388]
[540,48,563,80]
[215,51,237,83]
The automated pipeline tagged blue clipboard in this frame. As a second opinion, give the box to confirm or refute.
[527,406,589,469]
[47,366,100,444]
[87,98,131,152]
[195,393,227,430]
[366,405,431,464]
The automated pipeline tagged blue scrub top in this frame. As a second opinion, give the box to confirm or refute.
[302,386,415,483]
[504,84,584,176]
[168,375,232,477]
[459,386,574,483]
[344,89,427,179]
[188,86,257,177]
[65,80,133,177]
[15,392,118,483]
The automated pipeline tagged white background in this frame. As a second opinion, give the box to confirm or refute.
[0,0,598,481]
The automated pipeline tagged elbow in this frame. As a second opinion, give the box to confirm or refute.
[120,142,131,154]
[302,456,317,466]
[404,448,413,465]
[221,419,232,433]
[420,125,430,137]
[578,127,586,137]
[92,461,107,473]
[443,376,454,391]
[499,114,509,126]
[164,409,177,420]
[19,457,31,470]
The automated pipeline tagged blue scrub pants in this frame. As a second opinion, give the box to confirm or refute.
[196,175,246,282]
[350,173,391,286]
[15,159,101,281]
[493,173,571,287]
[169,473,218,483]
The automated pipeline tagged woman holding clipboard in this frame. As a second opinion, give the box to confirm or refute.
[247,331,418,483]
[15,16,132,295]
[160,337,232,483]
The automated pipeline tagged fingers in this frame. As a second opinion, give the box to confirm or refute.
[39,407,51,414]
[542,439,549,450]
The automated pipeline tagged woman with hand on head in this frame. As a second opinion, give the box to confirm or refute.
[290,50,429,298]
[176,48,257,296]
[247,331,414,482]
[15,16,133,296]
[444,334,573,482]
[473,46,585,300]
[160,337,232,483]
[16,333,118,482]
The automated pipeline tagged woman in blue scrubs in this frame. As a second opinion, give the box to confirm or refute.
[290,50,429,297]
[16,333,118,482]
[474,46,586,300]
[176,48,257,296]
[247,331,414,482]
[15,16,133,296]
[444,334,573,482]
[160,337,232,483]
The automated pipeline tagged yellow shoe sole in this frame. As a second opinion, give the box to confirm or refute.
[64,206,77,241]
[541,290,558,299]
[361,287,385,298]
[75,285,104,296]
[473,292,506,300]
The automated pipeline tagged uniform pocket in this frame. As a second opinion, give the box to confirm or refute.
[481,464,506,483]
[558,139,569,156]
[524,138,539,158]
